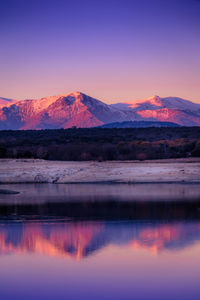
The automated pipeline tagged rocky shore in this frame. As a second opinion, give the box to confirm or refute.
[0,158,200,184]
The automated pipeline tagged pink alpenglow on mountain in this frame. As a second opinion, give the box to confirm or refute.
[0,92,141,130]
[0,93,199,129]
[111,96,200,126]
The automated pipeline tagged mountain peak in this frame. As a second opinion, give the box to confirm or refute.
[56,91,90,103]
[146,95,162,106]
[67,91,84,97]
[150,95,160,99]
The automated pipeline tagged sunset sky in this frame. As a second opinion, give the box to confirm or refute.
[1,0,200,103]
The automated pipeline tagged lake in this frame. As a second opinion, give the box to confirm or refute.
[0,183,200,300]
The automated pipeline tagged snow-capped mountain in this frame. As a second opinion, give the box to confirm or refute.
[0,93,199,129]
[111,95,200,126]
[0,92,141,130]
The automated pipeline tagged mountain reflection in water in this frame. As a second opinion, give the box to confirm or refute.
[0,184,200,300]
[0,221,200,260]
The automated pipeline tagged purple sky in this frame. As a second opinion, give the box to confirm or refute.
[0,0,200,103]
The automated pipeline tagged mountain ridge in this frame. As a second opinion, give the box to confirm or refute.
[0,92,199,129]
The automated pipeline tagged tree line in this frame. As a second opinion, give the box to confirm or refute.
[0,127,199,160]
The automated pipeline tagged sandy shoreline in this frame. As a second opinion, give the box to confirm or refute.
[0,158,200,184]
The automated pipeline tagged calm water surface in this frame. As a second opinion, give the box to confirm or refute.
[0,184,200,300]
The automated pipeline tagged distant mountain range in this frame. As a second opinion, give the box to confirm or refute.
[0,92,199,129]
[99,121,180,128]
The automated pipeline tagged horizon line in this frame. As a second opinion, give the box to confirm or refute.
[1,91,200,104]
